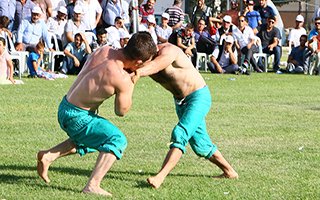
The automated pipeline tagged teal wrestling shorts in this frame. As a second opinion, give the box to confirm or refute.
[58,96,127,159]
[170,86,217,159]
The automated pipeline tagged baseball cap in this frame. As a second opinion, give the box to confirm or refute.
[58,6,68,15]
[32,6,43,14]
[296,15,304,22]
[147,15,156,24]
[248,0,254,5]
[162,12,170,19]
[223,15,232,23]
[225,35,234,44]
[73,5,83,14]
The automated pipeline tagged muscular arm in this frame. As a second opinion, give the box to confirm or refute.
[113,73,134,116]
[135,44,178,77]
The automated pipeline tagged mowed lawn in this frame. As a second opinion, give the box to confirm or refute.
[0,72,319,200]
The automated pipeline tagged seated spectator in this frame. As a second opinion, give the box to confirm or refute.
[106,16,129,48]
[238,15,262,72]
[47,6,68,50]
[244,0,261,34]
[288,15,307,53]
[63,5,87,47]
[176,23,197,66]
[95,28,108,48]
[120,30,130,47]
[207,16,222,36]
[15,6,53,52]
[0,37,24,85]
[60,33,92,75]
[27,41,45,78]
[257,16,282,73]
[207,35,241,74]
[308,28,320,75]
[0,16,12,38]
[194,18,214,55]
[287,35,310,74]
[145,15,158,44]
[0,0,16,30]
[32,0,53,21]
[156,12,172,44]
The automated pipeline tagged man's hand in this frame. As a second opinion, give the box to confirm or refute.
[130,70,140,84]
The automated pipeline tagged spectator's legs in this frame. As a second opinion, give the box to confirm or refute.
[223,64,239,74]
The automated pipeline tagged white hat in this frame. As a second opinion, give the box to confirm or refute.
[58,6,68,15]
[147,15,156,24]
[161,12,170,19]
[120,30,131,39]
[223,15,232,23]
[73,5,83,14]
[225,35,234,44]
[296,15,304,22]
[32,6,43,14]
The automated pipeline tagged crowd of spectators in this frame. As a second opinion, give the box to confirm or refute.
[1,0,320,82]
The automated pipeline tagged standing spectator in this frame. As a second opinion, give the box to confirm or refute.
[31,0,52,21]
[287,35,310,74]
[164,0,184,31]
[75,0,102,31]
[15,6,53,51]
[254,0,275,26]
[308,17,320,40]
[287,15,306,52]
[50,0,66,17]
[61,33,92,74]
[13,0,36,31]
[63,5,86,47]
[66,0,76,20]
[156,12,172,44]
[139,0,156,24]
[244,0,261,33]
[207,35,240,74]
[0,0,16,30]
[257,16,281,73]
[223,0,239,26]
[100,0,122,28]
[190,0,213,27]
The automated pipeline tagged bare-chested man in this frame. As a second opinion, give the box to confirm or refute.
[133,43,239,189]
[36,32,157,197]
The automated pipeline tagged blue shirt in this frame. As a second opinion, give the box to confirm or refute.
[246,10,261,29]
[65,42,86,61]
[308,29,318,40]
[27,51,40,76]
[255,5,275,25]
[17,18,53,48]
[289,46,308,66]
[0,0,16,21]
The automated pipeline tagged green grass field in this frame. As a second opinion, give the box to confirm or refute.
[0,72,319,200]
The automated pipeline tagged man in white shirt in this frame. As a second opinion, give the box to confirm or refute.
[288,15,307,53]
[155,13,172,44]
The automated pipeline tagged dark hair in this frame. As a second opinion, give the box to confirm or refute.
[0,16,10,28]
[114,16,123,23]
[315,17,320,22]
[185,23,194,30]
[74,33,83,41]
[268,16,276,21]
[300,34,307,40]
[96,28,107,35]
[239,15,248,22]
[174,0,182,5]
[0,37,6,46]
[123,31,157,62]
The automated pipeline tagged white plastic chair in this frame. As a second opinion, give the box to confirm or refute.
[253,36,268,72]
[4,32,29,79]
[47,33,65,72]
[196,52,208,71]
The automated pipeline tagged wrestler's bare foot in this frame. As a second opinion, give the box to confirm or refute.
[147,176,165,189]
[37,151,51,183]
[213,171,239,179]
[82,186,112,197]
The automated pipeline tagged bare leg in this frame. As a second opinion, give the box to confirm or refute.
[147,147,182,189]
[209,150,238,179]
[82,152,116,197]
[37,139,77,183]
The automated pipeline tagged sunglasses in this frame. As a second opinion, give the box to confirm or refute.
[315,22,320,25]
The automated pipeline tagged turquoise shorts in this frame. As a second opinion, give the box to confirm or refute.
[170,86,217,159]
[58,96,127,159]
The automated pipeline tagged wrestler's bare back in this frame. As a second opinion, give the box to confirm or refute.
[150,43,206,99]
[66,46,134,112]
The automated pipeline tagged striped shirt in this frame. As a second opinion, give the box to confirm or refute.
[165,5,184,27]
